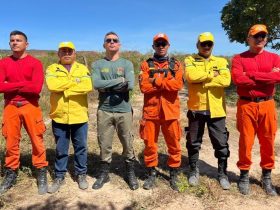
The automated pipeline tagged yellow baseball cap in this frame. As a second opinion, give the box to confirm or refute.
[248,24,268,36]
[58,41,75,50]
[198,32,214,43]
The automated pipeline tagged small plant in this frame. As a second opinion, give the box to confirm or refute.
[18,166,33,178]
[177,172,190,192]
[176,173,209,198]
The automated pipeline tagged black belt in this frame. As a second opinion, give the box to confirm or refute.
[240,96,273,102]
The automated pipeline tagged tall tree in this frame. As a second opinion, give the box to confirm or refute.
[221,0,280,50]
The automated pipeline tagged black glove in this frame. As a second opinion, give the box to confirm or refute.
[111,81,128,92]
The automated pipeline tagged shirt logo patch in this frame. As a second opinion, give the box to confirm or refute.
[101,68,110,73]
[117,67,124,75]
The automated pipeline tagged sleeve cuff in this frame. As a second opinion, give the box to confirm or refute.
[64,89,70,98]
[208,71,214,80]
[154,78,163,87]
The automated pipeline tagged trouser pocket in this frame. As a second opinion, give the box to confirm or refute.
[139,119,146,140]
[2,120,7,138]
[36,118,46,135]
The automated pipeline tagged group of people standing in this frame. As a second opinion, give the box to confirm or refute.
[0,24,279,197]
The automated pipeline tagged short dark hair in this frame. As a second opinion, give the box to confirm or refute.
[104,31,119,42]
[10,30,28,41]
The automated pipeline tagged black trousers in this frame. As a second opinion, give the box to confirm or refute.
[186,110,230,163]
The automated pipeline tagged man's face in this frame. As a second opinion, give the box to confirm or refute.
[9,35,28,53]
[58,47,76,65]
[197,41,213,58]
[103,34,120,52]
[247,32,267,50]
[152,38,170,57]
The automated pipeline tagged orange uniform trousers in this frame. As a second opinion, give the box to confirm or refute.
[236,99,277,170]
[140,119,182,168]
[2,103,48,170]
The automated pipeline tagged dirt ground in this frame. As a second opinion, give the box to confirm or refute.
[1,88,280,210]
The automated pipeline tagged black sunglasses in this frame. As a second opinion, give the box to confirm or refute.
[200,41,213,48]
[252,33,267,39]
[105,38,119,43]
[154,42,168,47]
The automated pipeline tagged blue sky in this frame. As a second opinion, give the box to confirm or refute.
[0,0,275,56]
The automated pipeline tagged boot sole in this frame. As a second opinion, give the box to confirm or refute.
[129,184,139,190]
[143,185,154,190]
[219,178,231,190]
[170,183,179,192]
[78,183,89,190]
[143,182,156,190]
[261,182,278,196]
[125,176,139,190]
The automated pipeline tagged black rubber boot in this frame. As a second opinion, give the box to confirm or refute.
[188,162,199,186]
[188,152,199,186]
[0,168,17,195]
[125,161,139,190]
[261,169,277,196]
[37,167,48,195]
[169,167,180,192]
[218,158,230,190]
[143,167,157,190]
[92,162,110,190]
[238,170,250,195]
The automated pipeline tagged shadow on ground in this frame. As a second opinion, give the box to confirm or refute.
[16,197,137,210]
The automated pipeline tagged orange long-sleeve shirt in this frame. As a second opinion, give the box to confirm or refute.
[139,58,183,120]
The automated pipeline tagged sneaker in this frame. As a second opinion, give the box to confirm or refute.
[77,174,88,190]
[48,177,65,194]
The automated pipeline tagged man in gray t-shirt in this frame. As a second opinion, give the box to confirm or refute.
[91,31,138,190]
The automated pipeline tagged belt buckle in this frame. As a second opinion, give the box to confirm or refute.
[16,101,22,107]
[255,97,266,102]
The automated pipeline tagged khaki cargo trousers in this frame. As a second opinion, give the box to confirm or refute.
[97,110,136,163]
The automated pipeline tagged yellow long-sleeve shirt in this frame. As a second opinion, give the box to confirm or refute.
[46,62,92,124]
[184,54,231,118]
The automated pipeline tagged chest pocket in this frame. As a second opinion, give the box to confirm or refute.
[193,61,205,70]
[55,68,68,77]
[209,60,219,71]
[116,67,125,77]
[71,71,85,79]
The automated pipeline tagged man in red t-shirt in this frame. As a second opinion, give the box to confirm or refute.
[0,31,48,195]
[232,24,280,196]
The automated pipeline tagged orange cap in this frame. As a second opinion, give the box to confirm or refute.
[153,33,169,43]
[248,24,268,36]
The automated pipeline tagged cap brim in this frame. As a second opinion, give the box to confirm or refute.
[154,38,169,43]
[250,30,268,36]
[59,46,75,50]
[199,38,214,43]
